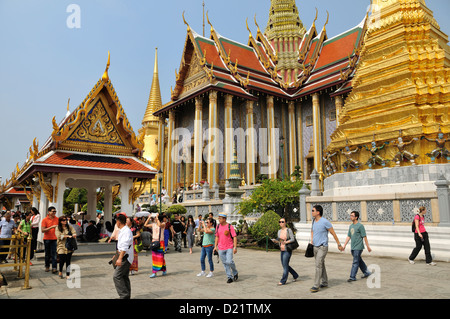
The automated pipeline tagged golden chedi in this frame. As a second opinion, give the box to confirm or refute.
[328,0,450,169]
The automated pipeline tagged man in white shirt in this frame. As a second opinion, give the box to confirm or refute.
[112,214,134,299]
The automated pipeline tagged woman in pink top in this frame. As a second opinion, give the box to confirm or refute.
[408,206,436,266]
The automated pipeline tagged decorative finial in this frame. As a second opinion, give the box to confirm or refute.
[182,11,190,31]
[206,11,213,33]
[313,8,318,27]
[324,11,330,30]
[67,98,70,112]
[102,51,110,83]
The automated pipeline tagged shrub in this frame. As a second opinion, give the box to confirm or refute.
[167,204,187,215]
[249,210,281,242]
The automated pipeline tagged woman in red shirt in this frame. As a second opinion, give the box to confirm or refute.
[408,206,436,266]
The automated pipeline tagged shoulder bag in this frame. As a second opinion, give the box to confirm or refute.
[305,219,314,258]
[65,229,78,251]
[285,228,299,252]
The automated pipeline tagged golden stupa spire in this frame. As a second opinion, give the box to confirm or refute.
[264,0,306,83]
[265,0,306,40]
[143,48,162,124]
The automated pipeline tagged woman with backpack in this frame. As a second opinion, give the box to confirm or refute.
[408,206,436,266]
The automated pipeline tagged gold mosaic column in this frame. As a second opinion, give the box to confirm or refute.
[267,95,277,179]
[207,90,219,187]
[224,94,233,180]
[165,110,176,195]
[296,101,304,177]
[157,116,165,192]
[288,101,297,179]
[335,95,343,127]
[312,93,322,176]
[246,100,256,185]
[193,96,203,185]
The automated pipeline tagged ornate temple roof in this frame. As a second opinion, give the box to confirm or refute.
[1,53,156,191]
[154,6,368,115]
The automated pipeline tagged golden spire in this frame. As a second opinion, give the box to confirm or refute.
[142,48,162,124]
[265,0,306,40]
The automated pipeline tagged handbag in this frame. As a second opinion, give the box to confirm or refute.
[135,240,143,253]
[285,229,299,252]
[65,229,78,251]
[305,219,315,258]
[305,243,314,258]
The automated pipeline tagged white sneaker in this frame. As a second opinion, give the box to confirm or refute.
[408,259,415,264]
[427,262,437,266]
[197,271,205,277]
[206,272,214,278]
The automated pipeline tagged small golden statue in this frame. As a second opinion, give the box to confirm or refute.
[340,145,362,171]
[422,131,450,163]
[364,139,389,168]
[391,134,419,166]
[323,151,338,176]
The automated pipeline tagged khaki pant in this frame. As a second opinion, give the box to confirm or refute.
[313,245,328,288]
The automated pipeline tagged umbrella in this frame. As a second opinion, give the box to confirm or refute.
[135,211,150,218]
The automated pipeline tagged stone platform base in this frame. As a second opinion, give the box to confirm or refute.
[324,163,450,197]
[294,223,450,262]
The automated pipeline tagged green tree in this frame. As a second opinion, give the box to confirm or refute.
[237,178,303,221]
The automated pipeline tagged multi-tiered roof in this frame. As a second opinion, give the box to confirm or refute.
[154,1,368,115]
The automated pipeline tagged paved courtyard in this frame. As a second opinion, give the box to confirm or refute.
[1,243,449,302]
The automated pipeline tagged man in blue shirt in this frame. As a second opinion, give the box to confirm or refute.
[310,205,343,293]
[0,211,16,263]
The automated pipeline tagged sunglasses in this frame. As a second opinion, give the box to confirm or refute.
[279,220,285,223]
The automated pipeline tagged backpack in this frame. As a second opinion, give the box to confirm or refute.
[216,223,234,240]
[411,214,419,233]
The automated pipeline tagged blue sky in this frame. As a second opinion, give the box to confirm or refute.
[0,0,449,184]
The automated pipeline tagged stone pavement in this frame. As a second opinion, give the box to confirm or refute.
[1,243,449,301]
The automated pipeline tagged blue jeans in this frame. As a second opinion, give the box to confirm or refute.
[44,240,57,270]
[218,249,238,279]
[200,245,214,272]
[280,250,298,284]
[350,250,370,280]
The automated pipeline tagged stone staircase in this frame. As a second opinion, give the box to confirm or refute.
[294,223,450,262]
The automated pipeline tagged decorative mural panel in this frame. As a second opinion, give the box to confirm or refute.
[310,202,333,221]
[302,101,313,158]
[400,199,433,223]
[337,201,361,221]
[367,200,394,222]
[324,98,336,147]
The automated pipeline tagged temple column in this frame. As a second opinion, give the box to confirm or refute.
[86,184,98,220]
[312,93,323,179]
[157,116,165,193]
[103,184,113,225]
[246,100,256,185]
[335,95,343,127]
[267,95,277,179]
[224,94,233,180]
[166,110,177,195]
[288,101,297,179]
[207,90,219,187]
[193,97,203,186]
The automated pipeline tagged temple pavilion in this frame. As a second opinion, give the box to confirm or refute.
[0,53,157,231]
